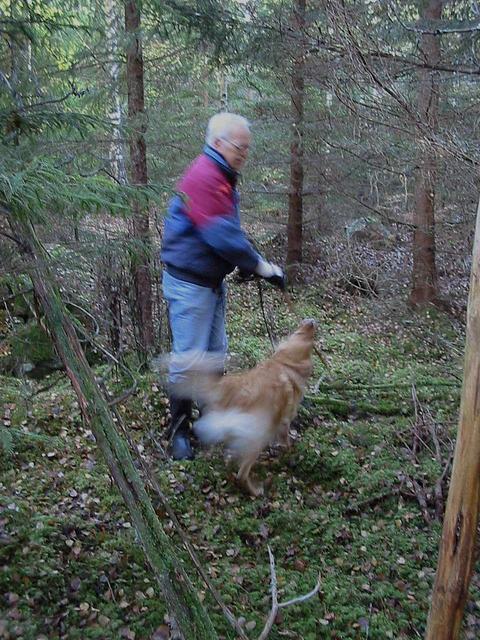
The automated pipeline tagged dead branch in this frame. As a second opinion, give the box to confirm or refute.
[387,1,480,35]
[408,384,452,522]
[425,404,447,520]
[65,300,100,337]
[345,488,401,514]
[257,546,321,640]
[411,384,421,458]
[258,547,279,640]
[410,477,432,525]
[278,576,323,608]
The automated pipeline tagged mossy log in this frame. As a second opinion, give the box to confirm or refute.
[305,394,404,417]
[9,215,218,640]
[314,379,458,393]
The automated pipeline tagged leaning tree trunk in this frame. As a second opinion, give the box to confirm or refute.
[125,0,154,355]
[425,196,480,639]
[8,212,218,640]
[409,0,443,307]
[286,0,306,282]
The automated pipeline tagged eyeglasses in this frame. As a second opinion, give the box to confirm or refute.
[220,137,250,155]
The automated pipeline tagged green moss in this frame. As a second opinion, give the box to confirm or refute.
[0,282,476,639]
[9,322,57,365]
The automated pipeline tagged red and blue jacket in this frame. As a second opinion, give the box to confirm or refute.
[161,145,260,288]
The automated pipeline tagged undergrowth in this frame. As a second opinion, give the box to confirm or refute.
[1,281,478,639]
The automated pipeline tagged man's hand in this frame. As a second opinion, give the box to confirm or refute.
[255,260,286,290]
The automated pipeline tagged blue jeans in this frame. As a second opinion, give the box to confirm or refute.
[162,270,228,384]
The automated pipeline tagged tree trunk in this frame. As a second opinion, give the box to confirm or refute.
[7,214,219,640]
[105,0,127,184]
[286,0,306,282]
[219,70,228,109]
[409,0,443,307]
[125,0,154,354]
[425,197,480,638]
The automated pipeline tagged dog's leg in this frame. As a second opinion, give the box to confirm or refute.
[237,450,263,497]
[277,419,292,448]
[277,392,296,448]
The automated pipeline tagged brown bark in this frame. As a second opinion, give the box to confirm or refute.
[409,0,443,307]
[125,0,154,353]
[286,0,306,282]
[8,212,218,640]
[219,71,228,109]
[425,197,480,638]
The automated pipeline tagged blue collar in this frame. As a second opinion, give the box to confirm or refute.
[203,145,238,185]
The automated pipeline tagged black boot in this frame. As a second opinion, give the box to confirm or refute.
[168,396,194,461]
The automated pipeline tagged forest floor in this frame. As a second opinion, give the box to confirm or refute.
[1,274,479,640]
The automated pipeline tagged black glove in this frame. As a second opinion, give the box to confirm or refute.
[255,260,287,290]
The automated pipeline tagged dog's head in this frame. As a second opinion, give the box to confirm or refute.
[295,318,317,338]
[273,318,317,375]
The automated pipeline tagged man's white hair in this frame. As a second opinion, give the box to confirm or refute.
[206,112,250,146]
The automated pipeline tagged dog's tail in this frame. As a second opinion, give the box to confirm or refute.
[194,409,269,456]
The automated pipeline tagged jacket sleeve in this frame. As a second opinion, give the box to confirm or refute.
[182,172,261,273]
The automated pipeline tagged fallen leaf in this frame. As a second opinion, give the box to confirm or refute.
[70,577,81,592]
[294,558,307,572]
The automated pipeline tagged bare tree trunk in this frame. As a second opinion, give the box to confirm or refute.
[409,0,443,307]
[286,0,306,282]
[125,0,154,354]
[7,0,25,145]
[8,211,218,640]
[425,197,480,639]
[219,70,228,109]
[105,0,127,183]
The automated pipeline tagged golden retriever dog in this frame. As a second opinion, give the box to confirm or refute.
[169,319,316,496]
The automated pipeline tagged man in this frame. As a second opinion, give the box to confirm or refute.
[161,112,285,460]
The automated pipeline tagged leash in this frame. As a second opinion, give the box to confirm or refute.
[256,279,276,350]
[246,272,331,371]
